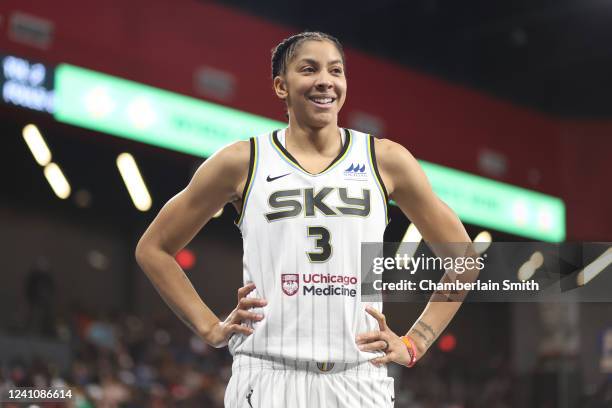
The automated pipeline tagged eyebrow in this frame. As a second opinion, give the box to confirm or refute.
[297,58,344,66]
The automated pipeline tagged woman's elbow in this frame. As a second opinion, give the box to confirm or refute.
[135,237,152,268]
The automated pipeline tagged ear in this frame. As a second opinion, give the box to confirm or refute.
[273,76,288,100]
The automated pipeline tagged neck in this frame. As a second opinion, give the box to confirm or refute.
[285,117,341,155]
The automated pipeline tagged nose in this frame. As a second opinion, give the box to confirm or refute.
[314,71,333,90]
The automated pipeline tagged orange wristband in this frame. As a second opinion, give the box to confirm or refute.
[400,336,417,367]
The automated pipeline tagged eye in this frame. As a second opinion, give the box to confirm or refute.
[302,66,315,73]
[331,67,344,75]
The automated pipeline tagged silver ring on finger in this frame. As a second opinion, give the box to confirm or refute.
[381,339,389,352]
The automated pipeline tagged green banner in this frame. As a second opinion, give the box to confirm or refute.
[54,64,284,156]
[419,161,565,242]
[53,63,565,241]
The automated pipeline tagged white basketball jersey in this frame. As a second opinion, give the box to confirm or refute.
[229,127,389,363]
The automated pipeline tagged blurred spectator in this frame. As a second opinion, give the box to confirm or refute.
[4,301,597,407]
[24,258,57,337]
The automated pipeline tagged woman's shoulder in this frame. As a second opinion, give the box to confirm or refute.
[201,140,252,184]
[372,137,423,192]
[215,139,251,164]
[372,137,414,162]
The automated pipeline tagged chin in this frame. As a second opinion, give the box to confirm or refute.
[292,107,338,128]
[307,112,337,128]
[307,118,335,129]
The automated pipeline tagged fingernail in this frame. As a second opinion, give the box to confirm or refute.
[358,345,364,351]
[256,314,264,319]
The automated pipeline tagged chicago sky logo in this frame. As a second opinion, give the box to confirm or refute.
[343,163,368,180]
[345,163,366,173]
[281,274,299,296]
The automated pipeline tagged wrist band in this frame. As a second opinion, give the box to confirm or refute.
[400,336,418,367]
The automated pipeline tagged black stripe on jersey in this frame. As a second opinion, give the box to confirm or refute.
[369,135,389,203]
[235,137,256,225]
[272,128,351,175]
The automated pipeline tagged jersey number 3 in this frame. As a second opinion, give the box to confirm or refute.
[306,226,332,262]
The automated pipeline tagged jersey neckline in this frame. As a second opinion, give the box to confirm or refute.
[271,128,352,176]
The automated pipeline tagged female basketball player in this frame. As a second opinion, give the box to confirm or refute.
[136,32,475,407]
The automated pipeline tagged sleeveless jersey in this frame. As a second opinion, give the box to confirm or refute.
[229,127,389,363]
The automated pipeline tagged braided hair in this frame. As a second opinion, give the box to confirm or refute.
[271,31,345,79]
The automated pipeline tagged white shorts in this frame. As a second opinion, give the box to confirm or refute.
[224,354,395,408]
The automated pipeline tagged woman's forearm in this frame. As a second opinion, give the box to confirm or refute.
[406,251,479,357]
[406,301,461,357]
[136,245,220,338]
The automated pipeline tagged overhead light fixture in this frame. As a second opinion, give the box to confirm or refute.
[474,231,492,255]
[22,123,51,166]
[517,251,544,282]
[116,152,152,212]
[396,223,423,263]
[402,223,422,243]
[577,247,612,286]
[43,162,70,199]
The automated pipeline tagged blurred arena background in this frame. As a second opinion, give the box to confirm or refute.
[0,1,611,407]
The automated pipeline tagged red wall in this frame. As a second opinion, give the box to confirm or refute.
[558,121,612,240]
[1,0,609,239]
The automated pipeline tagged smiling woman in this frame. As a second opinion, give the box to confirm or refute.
[271,32,347,139]
[136,30,475,408]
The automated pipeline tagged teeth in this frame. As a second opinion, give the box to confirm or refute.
[311,97,333,104]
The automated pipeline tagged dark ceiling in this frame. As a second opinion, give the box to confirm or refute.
[217,0,612,118]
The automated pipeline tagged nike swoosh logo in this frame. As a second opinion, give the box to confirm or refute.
[266,173,291,182]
